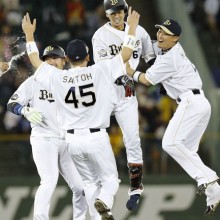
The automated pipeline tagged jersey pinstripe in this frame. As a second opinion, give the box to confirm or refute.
[8,76,65,138]
[34,54,126,130]
[146,43,202,99]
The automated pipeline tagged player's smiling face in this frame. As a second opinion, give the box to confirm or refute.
[156,29,179,50]
[45,56,66,70]
[106,10,125,30]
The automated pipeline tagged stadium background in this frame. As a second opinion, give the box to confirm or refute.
[0,0,220,219]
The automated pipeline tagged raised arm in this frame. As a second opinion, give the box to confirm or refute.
[22,13,43,68]
[120,7,140,63]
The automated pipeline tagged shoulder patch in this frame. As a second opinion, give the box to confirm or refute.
[98,49,108,58]
[11,94,19,101]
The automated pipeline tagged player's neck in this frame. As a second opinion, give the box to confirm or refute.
[110,22,125,31]
[162,48,171,54]
[71,62,87,68]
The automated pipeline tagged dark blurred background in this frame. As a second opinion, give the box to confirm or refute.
[0,0,220,179]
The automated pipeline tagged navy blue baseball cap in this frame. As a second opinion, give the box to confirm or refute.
[66,39,88,62]
[155,19,182,36]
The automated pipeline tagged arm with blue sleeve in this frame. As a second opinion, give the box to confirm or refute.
[7,102,42,125]
[7,78,43,125]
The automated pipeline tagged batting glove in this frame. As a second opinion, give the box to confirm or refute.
[21,106,43,125]
[115,75,135,97]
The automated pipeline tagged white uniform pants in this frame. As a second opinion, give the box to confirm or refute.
[66,129,119,220]
[112,95,143,164]
[162,91,219,186]
[31,136,87,220]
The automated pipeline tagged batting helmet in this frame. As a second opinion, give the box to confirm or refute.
[41,45,65,61]
[104,0,128,14]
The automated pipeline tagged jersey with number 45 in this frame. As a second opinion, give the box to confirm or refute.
[92,22,155,69]
[34,54,126,130]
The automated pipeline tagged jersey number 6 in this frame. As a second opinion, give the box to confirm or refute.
[65,83,96,108]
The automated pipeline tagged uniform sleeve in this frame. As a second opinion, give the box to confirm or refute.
[34,62,61,91]
[145,54,176,85]
[140,27,156,63]
[8,77,33,105]
[97,54,126,82]
[92,31,113,63]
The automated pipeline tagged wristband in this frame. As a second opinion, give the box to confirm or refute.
[26,41,39,55]
[17,105,24,115]
[123,35,137,51]
[133,71,141,82]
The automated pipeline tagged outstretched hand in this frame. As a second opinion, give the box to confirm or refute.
[0,62,9,72]
[22,13,36,41]
[127,7,140,30]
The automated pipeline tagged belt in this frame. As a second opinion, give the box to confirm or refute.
[67,128,101,134]
[177,89,200,102]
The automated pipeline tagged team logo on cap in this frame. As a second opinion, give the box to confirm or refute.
[45,46,55,52]
[110,0,118,5]
[163,20,171,25]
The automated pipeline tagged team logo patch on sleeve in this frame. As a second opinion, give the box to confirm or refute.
[11,94,19,100]
[98,49,108,58]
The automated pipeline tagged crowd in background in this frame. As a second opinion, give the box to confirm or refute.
[0,0,216,177]
[185,0,220,87]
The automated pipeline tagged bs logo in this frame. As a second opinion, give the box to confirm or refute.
[163,20,171,25]
[45,46,55,52]
[110,0,118,6]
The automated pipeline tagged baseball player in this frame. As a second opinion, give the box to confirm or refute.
[92,0,156,210]
[7,45,88,220]
[126,19,220,216]
[21,8,140,220]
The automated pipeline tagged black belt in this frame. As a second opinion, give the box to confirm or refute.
[177,89,200,102]
[67,128,101,134]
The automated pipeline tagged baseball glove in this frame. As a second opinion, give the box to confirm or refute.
[115,75,135,97]
[21,106,43,124]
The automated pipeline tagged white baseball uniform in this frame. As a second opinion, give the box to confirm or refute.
[145,42,219,186]
[92,22,155,164]
[8,76,87,220]
[33,54,126,220]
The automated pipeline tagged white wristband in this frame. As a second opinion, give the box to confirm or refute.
[26,41,39,55]
[133,71,141,82]
[123,35,137,51]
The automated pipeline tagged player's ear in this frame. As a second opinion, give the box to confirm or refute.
[106,13,110,19]
[173,36,180,42]
[85,54,90,62]
[62,57,67,63]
